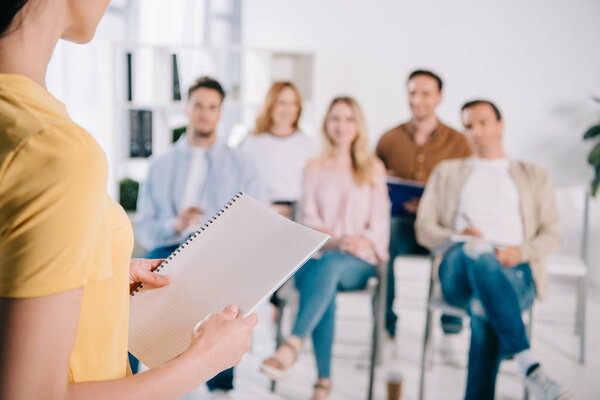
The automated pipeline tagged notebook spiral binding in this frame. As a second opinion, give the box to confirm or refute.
[131,191,244,296]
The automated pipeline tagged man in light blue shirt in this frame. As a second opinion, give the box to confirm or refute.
[134,76,268,398]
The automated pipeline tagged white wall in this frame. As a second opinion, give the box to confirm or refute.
[42,0,600,283]
[46,1,208,198]
[47,11,125,198]
[243,0,600,182]
[243,0,600,283]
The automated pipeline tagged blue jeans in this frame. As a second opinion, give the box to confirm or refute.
[142,244,179,260]
[128,244,234,392]
[292,251,376,379]
[439,244,536,400]
[386,216,428,336]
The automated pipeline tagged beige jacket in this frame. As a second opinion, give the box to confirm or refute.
[415,157,561,299]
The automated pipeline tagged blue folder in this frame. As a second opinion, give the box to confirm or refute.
[387,177,425,217]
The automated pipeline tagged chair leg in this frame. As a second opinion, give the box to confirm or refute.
[576,276,586,363]
[575,277,583,335]
[425,318,435,370]
[270,300,287,393]
[368,281,381,400]
[375,263,388,366]
[522,306,534,400]
[418,306,433,400]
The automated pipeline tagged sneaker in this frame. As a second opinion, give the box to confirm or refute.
[208,390,232,400]
[525,366,571,400]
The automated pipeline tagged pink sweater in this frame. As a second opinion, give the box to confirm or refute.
[301,168,391,265]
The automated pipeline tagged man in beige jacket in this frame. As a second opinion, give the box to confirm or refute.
[415,100,569,400]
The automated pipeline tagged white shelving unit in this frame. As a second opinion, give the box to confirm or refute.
[111,43,315,195]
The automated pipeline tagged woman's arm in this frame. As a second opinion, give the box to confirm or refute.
[300,162,343,249]
[299,164,325,229]
[0,290,81,400]
[355,160,391,262]
[0,291,257,400]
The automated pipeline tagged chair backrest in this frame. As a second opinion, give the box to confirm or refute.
[553,185,590,261]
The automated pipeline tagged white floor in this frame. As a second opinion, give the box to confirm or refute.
[177,257,599,400]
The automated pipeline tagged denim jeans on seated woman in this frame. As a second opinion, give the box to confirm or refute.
[292,250,377,379]
[438,244,536,400]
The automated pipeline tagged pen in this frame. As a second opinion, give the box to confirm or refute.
[462,213,475,227]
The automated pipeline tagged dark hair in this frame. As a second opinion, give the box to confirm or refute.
[408,69,443,91]
[461,100,503,120]
[1,0,29,38]
[187,76,226,101]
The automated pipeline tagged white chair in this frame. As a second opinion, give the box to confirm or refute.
[418,255,534,400]
[546,186,590,363]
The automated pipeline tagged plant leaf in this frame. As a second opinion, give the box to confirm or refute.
[589,142,600,165]
[592,165,600,198]
[172,125,187,143]
[583,125,600,140]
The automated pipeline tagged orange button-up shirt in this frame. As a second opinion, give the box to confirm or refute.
[376,121,472,183]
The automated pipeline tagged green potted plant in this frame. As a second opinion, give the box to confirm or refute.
[119,178,140,212]
[584,96,600,196]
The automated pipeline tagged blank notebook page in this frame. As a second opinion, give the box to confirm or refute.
[128,192,329,368]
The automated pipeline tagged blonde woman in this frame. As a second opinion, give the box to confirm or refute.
[260,97,390,400]
[241,81,314,217]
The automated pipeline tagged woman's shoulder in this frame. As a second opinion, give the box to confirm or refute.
[304,156,328,172]
[40,125,104,167]
[240,132,278,151]
[1,124,107,195]
[371,157,386,176]
[365,157,387,183]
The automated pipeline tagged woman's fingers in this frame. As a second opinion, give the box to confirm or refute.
[222,304,240,319]
[136,267,172,288]
[148,259,165,271]
[243,312,259,328]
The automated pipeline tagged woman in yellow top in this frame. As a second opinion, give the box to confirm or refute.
[0,1,258,399]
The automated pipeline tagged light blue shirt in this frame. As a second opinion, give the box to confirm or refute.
[135,136,269,250]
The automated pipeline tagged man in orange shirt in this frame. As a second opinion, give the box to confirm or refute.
[376,69,472,337]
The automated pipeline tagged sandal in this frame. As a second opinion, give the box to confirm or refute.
[260,340,300,381]
[311,381,332,400]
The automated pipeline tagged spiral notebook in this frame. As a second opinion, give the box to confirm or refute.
[128,192,330,368]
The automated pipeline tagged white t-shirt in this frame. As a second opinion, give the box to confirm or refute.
[181,146,208,210]
[241,131,315,202]
[454,158,524,246]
